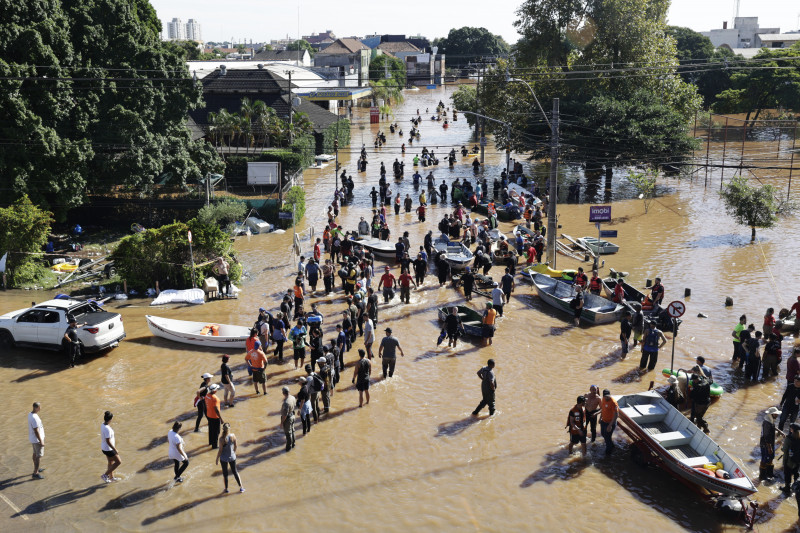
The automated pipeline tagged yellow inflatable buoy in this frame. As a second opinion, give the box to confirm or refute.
[703,463,719,471]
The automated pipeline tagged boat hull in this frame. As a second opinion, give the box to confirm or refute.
[438,306,486,337]
[146,315,250,349]
[532,273,622,325]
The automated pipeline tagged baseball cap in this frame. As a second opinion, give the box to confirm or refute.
[201,373,213,379]
[602,389,611,396]
[208,384,220,392]
[384,327,392,333]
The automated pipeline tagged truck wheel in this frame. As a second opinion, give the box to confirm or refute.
[105,265,117,279]
[0,330,15,349]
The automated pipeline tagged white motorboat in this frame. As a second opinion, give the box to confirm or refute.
[354,236,397,260]
[145,315,250,349]
[531,272,623,325]
[433,234,474,270]
[244,217,273,234]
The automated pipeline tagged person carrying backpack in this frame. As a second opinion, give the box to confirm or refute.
[689,366,711,433]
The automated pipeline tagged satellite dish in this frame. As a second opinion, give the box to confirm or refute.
[292,97,301,108]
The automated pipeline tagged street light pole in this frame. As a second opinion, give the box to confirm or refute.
[548,99,559,268]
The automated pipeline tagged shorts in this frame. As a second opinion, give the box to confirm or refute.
[294,348,306,361]
[633,330,643,341]
[252,368,266,383]
[356,379,370,391]
[482,324,495,338]
[573,308,582,319]
[102,449,117,458]
[570,433,586,445]
[32,443,44,457]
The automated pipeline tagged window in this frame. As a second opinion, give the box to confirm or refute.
[18,311,41,323]
[40,311,60,324]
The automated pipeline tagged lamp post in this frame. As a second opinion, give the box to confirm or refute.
[505,72,558,267]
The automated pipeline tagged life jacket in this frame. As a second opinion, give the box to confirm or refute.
[574,273,587,287]
[643,328,660,351]
[589,277,602,291]
[642,295,654,311]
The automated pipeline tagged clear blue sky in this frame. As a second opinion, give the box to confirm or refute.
[149,0,798,44]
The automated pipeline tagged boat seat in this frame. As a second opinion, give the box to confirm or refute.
[654,429,694,448]
[679,455,718,468]
[462,321,481,327]
[620,404,667,424]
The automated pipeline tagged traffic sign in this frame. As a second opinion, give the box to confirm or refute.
[666,301,686,318]
[278,211,293,220]
[599,230,618,238]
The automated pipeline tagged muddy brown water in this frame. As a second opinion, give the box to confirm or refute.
[2,87,800,532]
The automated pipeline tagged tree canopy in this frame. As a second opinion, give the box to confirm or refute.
[369,55,406,108]
[287,39,315,57]
[719,175,782,241]
[433,27,509,66]
[0,195,54,286]
[0,0,223,219]
[667,26,736,106]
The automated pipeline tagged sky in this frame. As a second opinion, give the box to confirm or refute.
[149,0,799,44]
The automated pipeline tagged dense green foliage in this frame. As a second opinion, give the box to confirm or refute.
[0,0,223,219]
[207,98,314,152]
[0,195,54,286]
[719,176,782,241]
[450,86,478,127]
[322,119,351,153]
[713,45,800,126]
[287,39,315,57]
[369,55,406,92]
[280,186,306,228]
[433,27,509,66]
[196,198,247,230]
[667,26,735,107]
[468,0,701,172]
[111,219,239,290]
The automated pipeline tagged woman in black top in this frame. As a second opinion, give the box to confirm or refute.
[220,355,235,408]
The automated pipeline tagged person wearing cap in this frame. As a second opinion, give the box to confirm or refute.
[781,422,800,493]
[256,309,271,349]
[566,395,587,457]
[472,359,497,417]
[378,327,404,378]
[317,356,332,413]
[195,373,213,432]
[779,375,800,431]
[639,320,667,372]
[205,384,224,449]
[352,349,372,407]
[220,355,235,408]
[490,282,505,317]
[378,266,397,303]
[760,406,782,480]
[482,303,497,346]
[63,316,86,368]
[280,386,297,452]
[584,385,601,443]
[664,376,683,408]
[599,389,618,456]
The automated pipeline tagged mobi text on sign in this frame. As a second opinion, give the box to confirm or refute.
[589,205,612,222]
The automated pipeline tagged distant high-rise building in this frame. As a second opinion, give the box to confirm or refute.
[167,18,184,40]
[186,19,202,42]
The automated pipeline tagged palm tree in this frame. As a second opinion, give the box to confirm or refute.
[251,100,277,150]
[239,98,256,153]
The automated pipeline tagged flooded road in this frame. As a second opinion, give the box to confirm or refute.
[2,86,800,532]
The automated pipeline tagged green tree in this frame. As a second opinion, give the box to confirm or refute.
[713,45,800,127]
[450,85,478,127]
[258,44,274,53]
[280,185,306,227]
[0,195,54,286]
[0,0,224,219]
[434,27,509,66]
[667,26,735,106]
[196,198,247,231]
[627,168,658,213]
[287,39,315,57]
[167,40,203,61]
[719,175,783,241]
[369,55,406,93]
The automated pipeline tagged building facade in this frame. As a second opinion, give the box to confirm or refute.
[167,18,184,41]
[701,17,779,49]
[186,19,202,42]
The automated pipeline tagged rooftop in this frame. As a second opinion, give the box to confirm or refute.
[376,41,421,55]
[318,38,369,55]
[253,49,309,61]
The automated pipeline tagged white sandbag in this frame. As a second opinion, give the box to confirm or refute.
[150,288,206,306]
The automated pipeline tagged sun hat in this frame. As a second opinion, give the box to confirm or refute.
[201,373,213,379]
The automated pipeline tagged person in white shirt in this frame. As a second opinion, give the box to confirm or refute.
[491,283,505,317]
[363,317,375,359]
[100,411,121,482]
[28,402,45,479]
[167,421,189,483]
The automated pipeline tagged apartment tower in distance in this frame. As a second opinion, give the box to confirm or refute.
[167,18,184,40]
[186,19,202,41]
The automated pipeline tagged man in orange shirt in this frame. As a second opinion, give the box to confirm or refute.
[599,389,619,456]
[205,384,224,449]
[245,341,268,395]
[482,302,497,346]
[293,280,304,316]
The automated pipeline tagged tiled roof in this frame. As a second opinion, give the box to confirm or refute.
[318,38,369,55]
[200,69,295,93]
[253,49,307,61]
[377,41,421,54]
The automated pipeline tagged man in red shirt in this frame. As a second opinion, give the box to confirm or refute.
[313,238,322,262]
[205,384,224,449]
[398,268,418,303]
[574,267,587,288]
[650,277,665,306]
[379,266,396,304]
[526,244,536,265]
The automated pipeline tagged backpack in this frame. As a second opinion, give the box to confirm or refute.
[311,373,324,392]
[692,376,711,404]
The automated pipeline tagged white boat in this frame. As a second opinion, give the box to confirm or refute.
[145,315,251,349]
[578,236,619,255]
[354,236,397,260]
[433,234,474,270]
[245,217,273,234]
[507,182,541,207]
[531,272,623,324]
[615,390,756,499]
[315,154,336,162]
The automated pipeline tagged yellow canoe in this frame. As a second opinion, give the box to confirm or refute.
[522,263,577,280]
[51,263,78,272]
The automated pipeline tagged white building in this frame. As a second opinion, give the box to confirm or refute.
[186,19,202,42]
[166,18,184,41]
[701,17,779,49]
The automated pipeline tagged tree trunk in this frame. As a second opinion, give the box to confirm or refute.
[751,226,756,242]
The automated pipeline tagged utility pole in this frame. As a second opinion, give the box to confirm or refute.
[479,64,485,165]
[547,98,559,268]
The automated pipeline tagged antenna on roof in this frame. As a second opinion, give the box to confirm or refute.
[733,0,740,21]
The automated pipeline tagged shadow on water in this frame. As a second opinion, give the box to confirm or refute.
[519,449,590,487]
[0,475,34,492]
[139,445,208,473]
[588,349,625,371]
[435,416,482,437]
[14,486,102,516]
[99,483,171,511]
[592,446,735,533]
[611,368,646,384]
[140,493,225,526]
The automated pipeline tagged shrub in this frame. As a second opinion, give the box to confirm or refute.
[196,198,247,230]
[279,186,306,228]
[0,195,54,287]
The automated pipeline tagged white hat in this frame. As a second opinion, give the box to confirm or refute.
[317,357,326,364]
[667,376,678,384]
[766,406,782,416]
[201,373,213,379]
[208,384,220,392]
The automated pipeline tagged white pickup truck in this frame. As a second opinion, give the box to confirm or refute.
[0,299,125,353]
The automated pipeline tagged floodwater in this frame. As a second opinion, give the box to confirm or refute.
[2,86,800,533]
